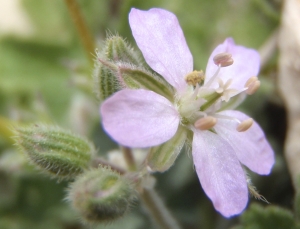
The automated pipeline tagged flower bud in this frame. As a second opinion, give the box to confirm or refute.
[14,124,94,179]
[94,35,141,102]
[67,167,136,223]
[94,35,173,102]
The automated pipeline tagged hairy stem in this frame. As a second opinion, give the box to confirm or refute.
[120,147,181,229]
[121,146,137,171]
[64,0,95,64]
[140,188,181,229]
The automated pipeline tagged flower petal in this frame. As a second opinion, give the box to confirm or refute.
[100,89,180,148]
[205,38,260,90]
[215,110,274,175]
[192,129,248,217]
[129,8,193,91]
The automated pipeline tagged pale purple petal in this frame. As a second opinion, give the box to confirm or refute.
[215,110,274,175]
[205,38,260,90]
[129,8,192,91]
[192,129,248,217]
[100,89,180,148]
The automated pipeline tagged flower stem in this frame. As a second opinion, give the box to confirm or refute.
[64,0,95,64]
[121,146,137,171]
[140,188,181,229]
[120,147,181,229]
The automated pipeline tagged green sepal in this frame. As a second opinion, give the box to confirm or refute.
[200,91,222,111]
[118,63,174,101]
[67,167,136,224]
[147,126,187,172]
[14,124,95,180]
[93,61,120,102]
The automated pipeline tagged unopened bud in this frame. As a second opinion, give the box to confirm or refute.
[236,118,253,132]
[194,116,217,130]
[185,70,205,86]
[94,35,173,101]
[213,53,234,67]
[245,77,260,95]
[14,124,94,179]
[67,167,136,223]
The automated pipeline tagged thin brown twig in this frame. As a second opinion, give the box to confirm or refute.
[64,0,95,64]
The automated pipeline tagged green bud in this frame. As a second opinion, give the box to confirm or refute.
[93,35,141,102]
[14,124,94,179]
[147,126,187,172]
[104,35,141,65]
[67,167,136,223]
[94,35,174,102]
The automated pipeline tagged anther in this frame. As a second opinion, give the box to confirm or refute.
[194,116,217,130]
[236,118,253,132]
[213,53,234,67]
[185,70,205,86]
[245,76,260,95]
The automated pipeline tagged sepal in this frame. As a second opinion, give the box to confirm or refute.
[147,126,187,172]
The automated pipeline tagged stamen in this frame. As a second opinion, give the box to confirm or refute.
[247,81,260,95]
[213,53,234,67]
[245,76,260,95]
[236,118,253,132]
[245,76,258,87]
[185,70,205,86]
[204,65,221,88]
[194,116,217,130]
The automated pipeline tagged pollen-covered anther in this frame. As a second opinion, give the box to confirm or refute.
[194,116,217,130]
[245,76,260,95]
[213,52,234,67]
[236,118,253,132]
[185,70,205,86]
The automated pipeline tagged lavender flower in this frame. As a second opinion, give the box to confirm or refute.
[100,8,274,217]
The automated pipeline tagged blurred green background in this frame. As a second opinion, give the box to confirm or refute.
[0,0,291,229]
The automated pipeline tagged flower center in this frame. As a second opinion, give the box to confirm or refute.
[177,52,258,133]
